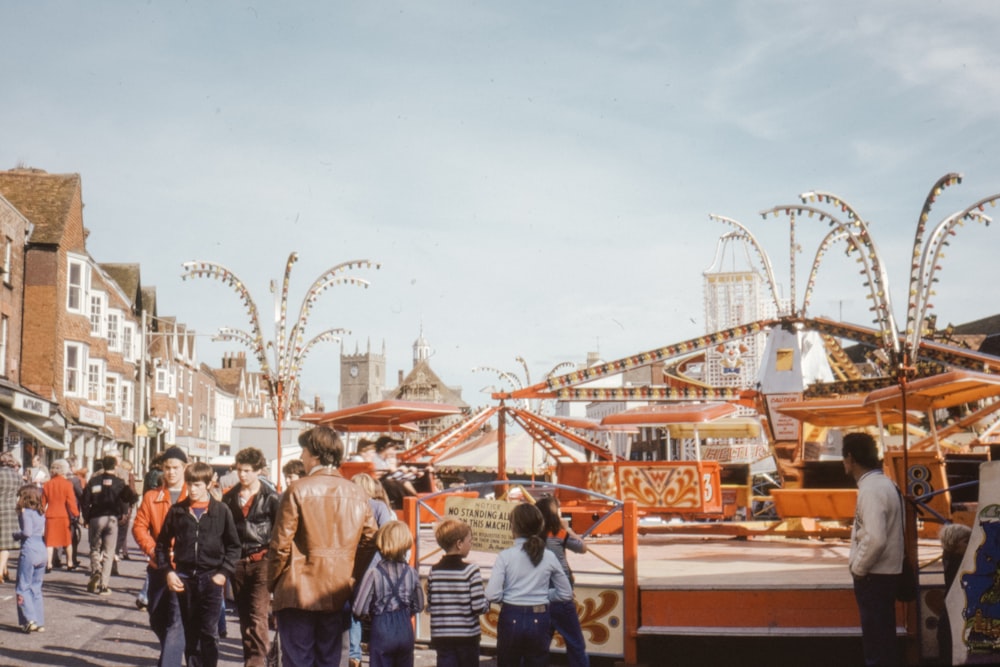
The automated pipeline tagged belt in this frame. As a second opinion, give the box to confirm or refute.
[243,548,269,562]
[504,604,547,613]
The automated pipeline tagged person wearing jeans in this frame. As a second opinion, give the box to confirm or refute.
[133,447,189,667]
[268,427,377,667]
[155,462,240,667]
[222,448,280,667]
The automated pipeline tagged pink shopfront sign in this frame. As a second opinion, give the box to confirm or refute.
[78,405,105,427]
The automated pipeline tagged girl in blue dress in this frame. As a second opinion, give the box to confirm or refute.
[14,484,47,633]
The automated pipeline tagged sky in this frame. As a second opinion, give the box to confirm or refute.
[3,1,1000,412]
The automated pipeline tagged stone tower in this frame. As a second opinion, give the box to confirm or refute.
[339,339,386,408]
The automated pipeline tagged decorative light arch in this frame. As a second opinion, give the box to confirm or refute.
[182,252,379,477]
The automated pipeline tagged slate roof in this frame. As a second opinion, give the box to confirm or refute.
[100,263,142,309]
[0,168,80,245]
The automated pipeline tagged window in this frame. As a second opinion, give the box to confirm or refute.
[89,295,103,334]
[87,361,103,403]
[187,405,193,431]
[155,368,167,393]
[107,311,120,351]
[0,316,6,376]
[188,370,193,394]
[199,414,207,438]
[122,323,135,362]
[120,382,133,421]
[105,375,119,414]
[2,237,10,285]
[67,259,85,312]
[64,342,86,395]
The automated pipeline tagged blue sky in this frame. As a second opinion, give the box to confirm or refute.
[3,2,999,411]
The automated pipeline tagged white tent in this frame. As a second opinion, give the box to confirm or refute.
[434,430,583,475]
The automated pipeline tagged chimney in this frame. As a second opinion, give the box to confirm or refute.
[586,351,601,366]
[398,370,404,385]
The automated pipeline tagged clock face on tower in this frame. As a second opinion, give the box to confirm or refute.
[349,365,359,378]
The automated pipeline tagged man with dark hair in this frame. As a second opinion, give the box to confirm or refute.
[222,447,279,667]
[269,426,377,667]
[842,432,905,666]
[134,446,189,667]
[81,455,134,595]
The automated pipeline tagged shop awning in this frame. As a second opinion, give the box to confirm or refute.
[0,407,67,451]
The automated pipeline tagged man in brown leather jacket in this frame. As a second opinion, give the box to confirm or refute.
[268,426,377,666]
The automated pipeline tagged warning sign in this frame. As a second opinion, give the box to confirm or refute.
[444,497,519,553]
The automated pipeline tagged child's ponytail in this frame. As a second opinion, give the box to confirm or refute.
[509,503,547,567]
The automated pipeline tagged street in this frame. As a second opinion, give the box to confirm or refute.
[0,537,460,667]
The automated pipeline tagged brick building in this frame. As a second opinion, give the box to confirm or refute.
[0,168,145,469]
[0,190,63,466]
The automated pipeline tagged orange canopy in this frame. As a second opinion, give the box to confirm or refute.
[299,400,462,433]
[601,401,737,426]
[774,396,918,427]
[547,415,637,433]
[864,370,1000,412]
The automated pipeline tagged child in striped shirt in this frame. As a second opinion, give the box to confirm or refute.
[426,518,489,667]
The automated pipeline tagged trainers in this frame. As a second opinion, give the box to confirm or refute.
[87,572,100,593]
[136,598,148,610]
[99,587,112,596]
[22,621,38,633]
[34,626,45,633]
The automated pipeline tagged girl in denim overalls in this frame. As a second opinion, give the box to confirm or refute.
[14,484,47,633]
[353,521,425,667]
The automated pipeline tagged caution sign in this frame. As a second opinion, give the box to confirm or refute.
[444,497,519,553]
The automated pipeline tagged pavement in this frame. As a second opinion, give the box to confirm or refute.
[0,537,497,667]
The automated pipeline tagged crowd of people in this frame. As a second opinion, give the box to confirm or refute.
[1,425,591,667]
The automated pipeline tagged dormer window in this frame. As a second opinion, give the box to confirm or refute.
[67,259,86,313]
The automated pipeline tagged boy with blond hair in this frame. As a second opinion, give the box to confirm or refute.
[426,517,489,667]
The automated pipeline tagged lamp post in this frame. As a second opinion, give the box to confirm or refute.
[182,253,379,485]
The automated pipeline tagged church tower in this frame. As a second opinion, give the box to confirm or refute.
[339,339,386,408]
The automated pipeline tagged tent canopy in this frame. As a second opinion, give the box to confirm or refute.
[434,429,583,474]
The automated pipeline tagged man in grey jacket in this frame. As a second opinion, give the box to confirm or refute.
[843,432,904,666]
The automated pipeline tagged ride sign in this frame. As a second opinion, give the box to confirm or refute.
[443,497,519,553]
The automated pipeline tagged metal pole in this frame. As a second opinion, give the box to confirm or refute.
[136,309,147,472]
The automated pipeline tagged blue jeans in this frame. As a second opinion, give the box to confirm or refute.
[176,571,225,667]
[434,641,480,667]
[550,598,589,667]
[496,604,551,667]
[349,614,363,661]
[277,607,346,667]
[370,608,414,667]
[852,573,899,666]
[15,540,46,627]
[147,567,186,667]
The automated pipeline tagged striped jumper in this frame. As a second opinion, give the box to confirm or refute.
[426,554,490,649]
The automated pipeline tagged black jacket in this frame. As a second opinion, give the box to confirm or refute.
[154,497,240,578]
[221,481,280,558]
[81,472,132,522]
